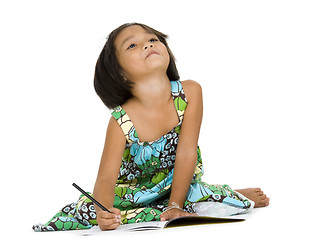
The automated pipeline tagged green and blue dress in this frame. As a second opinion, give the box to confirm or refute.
[33,80,253,231]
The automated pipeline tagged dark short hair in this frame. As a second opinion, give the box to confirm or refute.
[94,23,180,110]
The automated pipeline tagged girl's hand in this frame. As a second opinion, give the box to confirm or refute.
[96,207,122,231]
[160,208,198,221]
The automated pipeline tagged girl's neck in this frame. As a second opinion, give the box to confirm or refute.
[130,75,172,110]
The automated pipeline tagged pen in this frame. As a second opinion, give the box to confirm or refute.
[72,183,123,224]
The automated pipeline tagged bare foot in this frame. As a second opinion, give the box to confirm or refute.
[235,188,270,208]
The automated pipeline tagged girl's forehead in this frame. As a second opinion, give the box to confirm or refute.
[120,25,146,35]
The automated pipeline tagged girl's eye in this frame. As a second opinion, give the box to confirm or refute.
[126,38,158,50]
[127,44,136,50]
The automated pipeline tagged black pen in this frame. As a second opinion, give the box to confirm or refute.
[72,183,122,224]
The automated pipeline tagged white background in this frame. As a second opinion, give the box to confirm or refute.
[1,0,330,239]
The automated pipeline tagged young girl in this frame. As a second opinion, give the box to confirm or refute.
[33,23,269,232]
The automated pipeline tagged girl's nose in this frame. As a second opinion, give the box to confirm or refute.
[144,43,153,50]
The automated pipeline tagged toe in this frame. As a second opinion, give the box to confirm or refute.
[255,197,270,208]
[263,198,270,206]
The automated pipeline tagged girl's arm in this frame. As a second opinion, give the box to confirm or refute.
[93,116,126,230]
[161,80,203,220]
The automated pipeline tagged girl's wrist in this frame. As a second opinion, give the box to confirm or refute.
[168,196,185,208]
[163,202,183,213]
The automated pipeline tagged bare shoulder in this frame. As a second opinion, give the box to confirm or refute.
[108,115,119,129]
[181,79,202,91]
[106,115,126,143]
[181,80,202,103]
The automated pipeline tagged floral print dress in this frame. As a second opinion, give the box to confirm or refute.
[33,80,253,232]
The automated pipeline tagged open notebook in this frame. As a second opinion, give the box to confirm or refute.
[88,214,248,232]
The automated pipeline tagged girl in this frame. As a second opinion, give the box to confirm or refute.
[33,23,269,232]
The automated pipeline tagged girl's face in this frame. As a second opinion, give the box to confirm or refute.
[114,25,170,81]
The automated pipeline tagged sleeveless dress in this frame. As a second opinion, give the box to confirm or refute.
[32,80,254,232]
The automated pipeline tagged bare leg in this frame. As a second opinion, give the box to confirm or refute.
[235,188,270,208]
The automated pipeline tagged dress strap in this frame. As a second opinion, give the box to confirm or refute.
[170,80,188,123]
[111,106,135,143]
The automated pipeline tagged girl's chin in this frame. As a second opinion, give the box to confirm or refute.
[146,58,169,69]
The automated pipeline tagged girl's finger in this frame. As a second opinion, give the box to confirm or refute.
[108,207,121,215]
[101,208,121,221]
[98,211,121,222]
[99,217,121,230]
[98,211,114,219]
[160,212,169,221]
